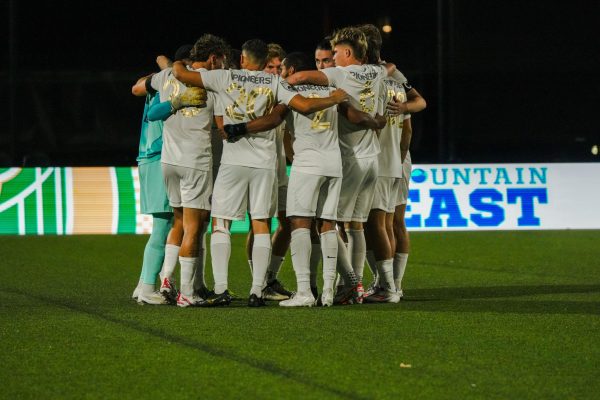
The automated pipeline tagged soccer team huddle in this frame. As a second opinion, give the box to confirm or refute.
[131,23,427,308]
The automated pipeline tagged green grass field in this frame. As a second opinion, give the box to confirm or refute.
[1,231,599,399]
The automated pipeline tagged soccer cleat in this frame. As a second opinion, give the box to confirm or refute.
[132,282,142,300]
[248,293,267,307]
[159,276,178,304]
[365,281,378,297]
[321,288,334,307]
[262,279,293,301]
[199,290,232,307]
[176,293,204,308]
[279,292,315,307]
[363,287,401,303]
[355,282,365,304]
[195,286,214,301]
[138,291,170,305]
[397,289,404,300]
[333,284,362,305]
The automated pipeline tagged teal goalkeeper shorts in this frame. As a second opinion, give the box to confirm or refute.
[139,159,172,215]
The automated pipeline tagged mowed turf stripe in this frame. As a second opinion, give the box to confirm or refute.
[4,288,367,400]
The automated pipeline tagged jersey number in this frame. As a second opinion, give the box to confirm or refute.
[225,83,275,121]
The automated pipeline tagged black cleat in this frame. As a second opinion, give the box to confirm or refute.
[262,279,293,300]
[311,286,321,306]
[248,293,266,307]
[199,290,232,307]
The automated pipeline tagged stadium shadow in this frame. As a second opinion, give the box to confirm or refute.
[386,284,600,315]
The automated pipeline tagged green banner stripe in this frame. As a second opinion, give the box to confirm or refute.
[0,202,18,234]
[41,168,57,235]
[24,190,37,235]
[115,167,136,234]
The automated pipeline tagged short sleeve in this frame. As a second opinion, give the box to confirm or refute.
[320,67,345,88]
[277,80,299,106]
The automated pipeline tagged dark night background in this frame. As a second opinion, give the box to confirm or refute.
[2,0,599,167]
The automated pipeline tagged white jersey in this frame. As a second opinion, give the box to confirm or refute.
[151,68,215,171]
[321,64,386,159]
[378,76,410,178]
[278,82,342,177]
[200,69,282,169]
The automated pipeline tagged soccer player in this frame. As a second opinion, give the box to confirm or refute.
[172,39,348,307]
[315,38,335,70]
[286,27,388,303]
[147,34,229,307]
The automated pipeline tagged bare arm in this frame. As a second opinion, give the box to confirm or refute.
[131,73,153,96]
[283,128,294,163]
[245,104,289,133]
[156,55,172,70]
[285,70,329,86]
[405,88,427,113]
[400,117,412,163]
[171,60,205,87]
[287,89,348,114]
[339,102,386,130]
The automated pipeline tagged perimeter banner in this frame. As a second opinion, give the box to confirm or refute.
[0,164,598,235]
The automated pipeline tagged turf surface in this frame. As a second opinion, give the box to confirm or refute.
[1,231,599,399]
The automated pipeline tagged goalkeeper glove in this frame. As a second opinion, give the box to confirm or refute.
[171,87,208,111]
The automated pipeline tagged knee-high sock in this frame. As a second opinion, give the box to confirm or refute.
[347,229,366,282]
[290,229,311,293]
[160,244,180,282]
[321,230,339,291]
[251,234,271,297]
[376,259,396,291]
[142,214,172,285]
[179,256,197,297]
[309,243,322,290]
[393,253,409,291]
[210,231,231,294]
[336,234,359,287]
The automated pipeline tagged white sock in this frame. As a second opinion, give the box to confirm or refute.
[393,253,409,291]
[251,233,271,297]
[366,250,377,276]
[210,232,230,294]
[160,244,180,280]
[194,231,207,291]
[267,255,284,284]
[309,243,321,289]
[376,259,396,291]
[290,229,311,293]
[179,256,197,296]
[320,230,338,291]
[247,259,253,274]
[347,229,366,282]
[336,234,358,287]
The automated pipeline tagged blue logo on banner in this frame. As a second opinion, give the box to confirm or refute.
[411,168,427,183]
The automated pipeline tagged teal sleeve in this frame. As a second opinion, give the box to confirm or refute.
[147,101,173,122]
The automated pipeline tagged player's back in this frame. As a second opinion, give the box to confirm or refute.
[201,69,281,169]
[322,64,386,159]
[378,77,407,178]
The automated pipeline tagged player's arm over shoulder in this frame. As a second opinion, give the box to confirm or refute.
[171,60,205,88]
[285,70,329,86]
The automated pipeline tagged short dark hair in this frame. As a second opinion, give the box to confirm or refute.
[227,48,242,69]
[174,44,193,61]
[282,52,312,73]
[357,24,382,64]
[241,39,268,67]
[190,34,230,62]
[315,37,332,52]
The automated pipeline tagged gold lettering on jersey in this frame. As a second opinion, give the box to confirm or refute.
[308,93,331,130]
[386,88,405,128]
[247,87,275,120]
[359,80,375,113]
[225,83,247,121]
[165,78,181,100]
[179,107,201,117]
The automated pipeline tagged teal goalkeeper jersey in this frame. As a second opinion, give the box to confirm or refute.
[136,92,164,164]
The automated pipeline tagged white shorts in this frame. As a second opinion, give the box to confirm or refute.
[338,156,378,222]
[397,154,413,206]
[162,163,212,210]
[286,169,341,220]
[371,176,402,213]
[211,164,276,220]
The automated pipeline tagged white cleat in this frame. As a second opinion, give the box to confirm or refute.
[364,287,401,303]
[176,293,204,308]
[137,291,170,305]
[279,292,315,307]
[321,288,334,307]
[132,282,142,300]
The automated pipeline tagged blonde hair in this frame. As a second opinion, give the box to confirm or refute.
[330,27,368,61]
[267,43,286,61]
